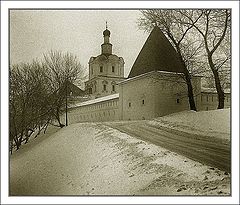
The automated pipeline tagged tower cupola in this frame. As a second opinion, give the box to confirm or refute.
[101,22,112,55]
[103,28,110,37]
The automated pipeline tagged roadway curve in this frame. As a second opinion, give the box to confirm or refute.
[106,121,231,173]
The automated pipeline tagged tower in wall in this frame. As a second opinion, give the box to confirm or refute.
[85,24,125,98]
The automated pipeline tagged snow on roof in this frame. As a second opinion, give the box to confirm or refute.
[118,70,183,85]
[201,87,231,94]
[72,93,119,108]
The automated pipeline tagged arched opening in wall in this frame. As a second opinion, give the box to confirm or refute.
[176,98,180,104]
[128,102,131,108]
[112,66,115,72]
[100,66,103,73]
[142,99,145,105]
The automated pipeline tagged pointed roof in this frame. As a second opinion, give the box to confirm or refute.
[128,26,184,78]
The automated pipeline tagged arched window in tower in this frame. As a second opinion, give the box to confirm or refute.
[100,66,103,73]
[112,66,115,72]
[103,84,107,91]
[112,85,115,92]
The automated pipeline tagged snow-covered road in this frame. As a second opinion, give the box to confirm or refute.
[10,122,230,196]
[107,121,230,172]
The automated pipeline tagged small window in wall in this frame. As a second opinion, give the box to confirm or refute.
[128,102,131,108]
[142,99,145,105]
[89,88,92,94]
[112,66,115,72]
[112,85,115,92]
[176,98,180,104]
[100,66,103,73]
[103,84,107,91]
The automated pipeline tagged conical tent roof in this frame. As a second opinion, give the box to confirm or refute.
[128,26,184,78]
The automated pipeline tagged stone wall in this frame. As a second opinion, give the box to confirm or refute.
[61,95,120,124]
[199,92,231,111]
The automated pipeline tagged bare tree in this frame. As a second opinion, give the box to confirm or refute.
[10,61,50,150]
[43,50,84,127]
[180,9,231,109]
[138,10,204,111]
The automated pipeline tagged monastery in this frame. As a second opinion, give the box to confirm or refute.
[66,25,230,124]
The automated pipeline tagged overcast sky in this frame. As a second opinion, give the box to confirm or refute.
[10,10,149,77]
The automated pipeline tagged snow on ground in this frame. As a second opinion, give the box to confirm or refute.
[148,109,230,140]
[10,122,230,196]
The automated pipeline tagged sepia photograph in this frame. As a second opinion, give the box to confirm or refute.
[1,0,239,204]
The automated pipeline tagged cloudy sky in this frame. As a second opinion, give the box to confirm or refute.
[10,10,149,77]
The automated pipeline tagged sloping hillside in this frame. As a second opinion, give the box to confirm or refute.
[10,111,230,196]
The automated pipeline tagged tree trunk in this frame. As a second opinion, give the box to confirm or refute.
[56,108,64,128]
[177,50,197,111]
[14,137,20,150]
[208,56,225,109]
[10,140,13,155]
[24,129,34,144]
[184,71,197,111]
[43,119,50,133]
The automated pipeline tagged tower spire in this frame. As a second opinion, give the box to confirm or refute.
[106,21,108,29]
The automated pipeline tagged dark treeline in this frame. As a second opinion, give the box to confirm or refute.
[9,51,84,153]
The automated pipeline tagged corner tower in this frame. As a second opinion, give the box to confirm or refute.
[85,24,125,98]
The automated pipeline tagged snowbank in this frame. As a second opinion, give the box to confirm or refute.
[148,109,230,140]
[10,122,230,196]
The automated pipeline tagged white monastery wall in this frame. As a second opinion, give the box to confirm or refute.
[61,94,120,124]
[199,92,231,111]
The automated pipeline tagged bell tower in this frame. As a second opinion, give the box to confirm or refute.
[85,22,125,98]
[101,21,112,55]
